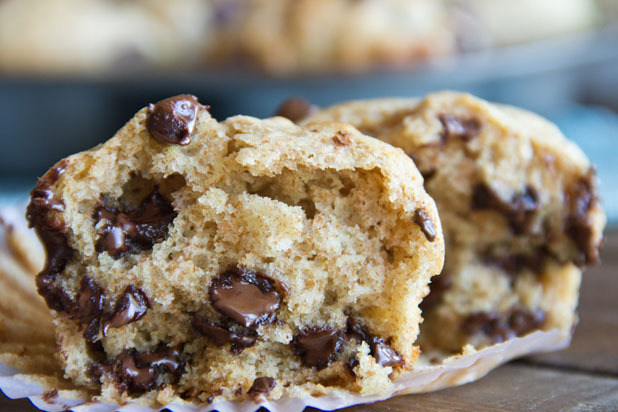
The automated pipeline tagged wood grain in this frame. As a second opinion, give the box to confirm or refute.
[2,230,617,411]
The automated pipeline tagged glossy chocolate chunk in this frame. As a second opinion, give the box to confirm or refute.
[248,377,275,399]
[414,208,437,242]
[75,276,106,342]
[295,328,343,369]
[372,341,402,367]
[438,114,481,142]
[472,183,539,235]
[146,95,203,145]
[209,266,281,328]
[566,173,601,265]
[101,345,183,395]
[345,318,403,368]
[26,160,75,312]
[462,308,546,343]
[275,97,318,123]
[103,285,150,335]
[192,314,257,353]
[420,274,452,311]
[95,189,176,258]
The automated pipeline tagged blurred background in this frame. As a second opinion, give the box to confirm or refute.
[0,0,616,223]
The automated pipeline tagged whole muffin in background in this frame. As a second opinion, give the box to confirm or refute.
[302,91,605,353]
[26,95,444,405]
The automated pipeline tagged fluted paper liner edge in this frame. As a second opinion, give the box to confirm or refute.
[0,202,571,412]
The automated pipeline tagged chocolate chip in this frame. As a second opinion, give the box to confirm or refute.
[438,114,481,142]
[566,173,601,265]
[332,130,351,146]
[75,276,105,323]
[483,249,548,279]
[346,357,360,376]
[248,377,275,399]
[192,314,257,353]
[373,341,402,367]
[101,345,183,395]
[209,266,281,328]
[146,95,203,145]
[472,183,539,235]
[26,160,75,312]
[274,97,318,123]
[95,189,176,258]
[102,285,150,335]
[345,318,403,368]
[295,328,343,369]
[420,274,452,312]
[462,308,546,343]
[414,208,437,242]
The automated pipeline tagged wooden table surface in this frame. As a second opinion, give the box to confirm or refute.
[2,230,617,412]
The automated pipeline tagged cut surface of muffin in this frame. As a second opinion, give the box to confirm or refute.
[302,91,605,354]
[26,95,444,405]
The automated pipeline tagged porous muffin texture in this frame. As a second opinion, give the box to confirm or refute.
[26,95,444,406]
[303,91,605,353]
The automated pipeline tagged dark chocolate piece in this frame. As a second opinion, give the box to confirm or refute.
[95,189,176,258]
[420,274,452,311]
[209,266,281,328]
[438,114,481,142]
[345,318,403,368]
[414,208,437,242]
[483,249,548,279]
[192,314,257,353]
[75,276,105,323]
[248,377,275,399]
[102,345,183,395]
[274,98,317,123]
[295,327,343,370]
[566,173,601,265]
[102,285,150,335]
[146,95,203,145]
[26,160,75,312]
[472,183,539,235]
[462,308,546,343]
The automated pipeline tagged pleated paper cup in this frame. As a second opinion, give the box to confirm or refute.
[0,202,571,412]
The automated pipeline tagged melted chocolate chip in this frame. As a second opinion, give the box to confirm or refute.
[74,276,106,342]
[192,314,257,353]
[274,98,317,123]
[483,249,548,279]
[420,275,452,312]
[472,184,539,235]
[438,114,481,142]
[373,342,402,367]
[95,189,176,258]
[248,377,275,399]
[102,285,150,335]
[209,266,281,328]
[26,160,75,312]
[146,95,203,145]
[295,328,343,369]
[414,208,437,242]
[101,345,183,395]
[462,308,546,343]
[345,318,403,368]
[566,173,600,265]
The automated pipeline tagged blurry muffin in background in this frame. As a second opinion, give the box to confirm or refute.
[0,0,213,73]
[0,0,606,76]
[451,0,600,51]
[216,0,454,74]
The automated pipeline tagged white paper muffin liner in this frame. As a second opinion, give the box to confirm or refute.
[0,202,571,412]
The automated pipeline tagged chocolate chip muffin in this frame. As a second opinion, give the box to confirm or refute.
[302,91,605,354]
[26,95,444,405]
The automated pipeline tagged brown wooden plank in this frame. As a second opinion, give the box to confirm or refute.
[0,393,38,412]
[525,228,618,375]
[326,364,618,412]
